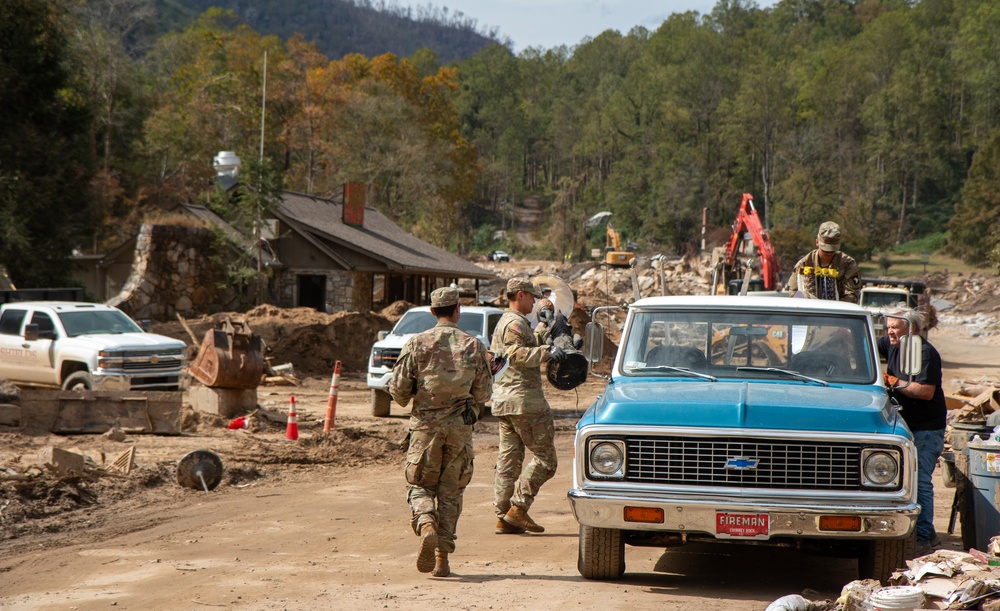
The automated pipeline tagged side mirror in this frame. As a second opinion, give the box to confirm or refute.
[898,334,923,377]
[583,322,605,363]
[23,324,39,342]
[377,330,389,341]
[140,319,152,332]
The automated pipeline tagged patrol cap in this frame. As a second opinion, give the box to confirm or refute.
[430,286,459,308]
[817,221,841,252]
[506,277,542,298]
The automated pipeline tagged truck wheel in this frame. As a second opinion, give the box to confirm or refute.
[577,525,625,580]
[859,535,913,584]
[62,371,93,391]
[371,389,391,417]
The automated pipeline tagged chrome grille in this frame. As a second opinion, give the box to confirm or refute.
[381,349,402,368]
[625,436,873,490]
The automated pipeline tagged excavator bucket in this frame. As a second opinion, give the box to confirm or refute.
[188,318,265,389]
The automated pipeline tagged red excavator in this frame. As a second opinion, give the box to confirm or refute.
[711,193,780,295]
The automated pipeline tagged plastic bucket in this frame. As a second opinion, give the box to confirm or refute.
[866,586,924,611]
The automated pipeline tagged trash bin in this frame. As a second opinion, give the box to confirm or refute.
[965,440,1000,551]
[950,421,993,451]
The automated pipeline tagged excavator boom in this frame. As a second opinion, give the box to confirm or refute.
[715,193,780,292]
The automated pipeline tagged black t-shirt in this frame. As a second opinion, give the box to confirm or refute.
[877,336,947,431]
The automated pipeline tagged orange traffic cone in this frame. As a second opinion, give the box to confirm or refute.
[286,395,299,441]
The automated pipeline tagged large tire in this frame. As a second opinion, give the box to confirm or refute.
[859,535,914,584]
[62,371,93,391]
[577,525,625,580]
[371,389,391,417]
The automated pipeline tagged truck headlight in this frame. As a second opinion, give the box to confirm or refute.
[588,440,625,479]
[371,349,386,368]
[862,449,900,488]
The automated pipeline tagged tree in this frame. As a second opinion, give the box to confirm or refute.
[0,0,94,286]
[949,127,1000,265]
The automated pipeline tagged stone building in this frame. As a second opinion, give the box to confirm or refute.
[73,191,494,320]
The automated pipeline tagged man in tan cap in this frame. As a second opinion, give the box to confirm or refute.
[490,277,566,535]
[786,221,861,303]
[389,286,493,577]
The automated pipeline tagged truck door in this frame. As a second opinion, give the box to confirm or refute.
[21,310,58,384]
[0,308,36,382]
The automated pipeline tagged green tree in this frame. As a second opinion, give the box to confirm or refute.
[0,0,94,286]
[949,127,1000,265]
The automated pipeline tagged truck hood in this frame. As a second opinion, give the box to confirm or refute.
[66,333,186,351]
[583,380,903,436]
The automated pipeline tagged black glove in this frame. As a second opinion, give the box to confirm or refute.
[462,400,478,425]
[549,345,566,363]
[538,307,555,325]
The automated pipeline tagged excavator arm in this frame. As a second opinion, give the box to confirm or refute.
[716,193,780,292]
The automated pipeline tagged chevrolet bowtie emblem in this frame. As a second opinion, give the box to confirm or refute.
[724,457,759,470]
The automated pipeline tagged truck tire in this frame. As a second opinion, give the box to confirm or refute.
[62,371,93,391]
[859,535,913,584]
[371,389,391,417]
[577,525,625,580]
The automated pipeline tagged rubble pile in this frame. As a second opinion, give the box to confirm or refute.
[933,273,1000,316]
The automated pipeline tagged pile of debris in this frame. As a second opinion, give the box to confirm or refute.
[767,545,1000,610]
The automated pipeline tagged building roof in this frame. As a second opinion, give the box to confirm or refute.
[274,191,494,280]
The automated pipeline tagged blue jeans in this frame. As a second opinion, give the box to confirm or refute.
[913,429,945,541]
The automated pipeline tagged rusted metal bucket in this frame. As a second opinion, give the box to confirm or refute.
[189,318,264,389]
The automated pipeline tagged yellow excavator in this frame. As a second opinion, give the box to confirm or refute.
[605,223,635,267]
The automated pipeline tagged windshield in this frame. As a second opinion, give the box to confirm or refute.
[860,291,908,308]
[59,310,142,337]
[619,309,875,384]
[393,311,485,339]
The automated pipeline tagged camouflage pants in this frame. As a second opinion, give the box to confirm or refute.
[405,425,474,553]
[493,411,557,518]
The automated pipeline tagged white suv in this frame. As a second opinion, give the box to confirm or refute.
[367,305,504,416]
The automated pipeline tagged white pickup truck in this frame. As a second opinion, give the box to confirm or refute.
[367,304,504,416]
[0,301,187,391]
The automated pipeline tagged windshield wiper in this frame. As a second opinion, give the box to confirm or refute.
[633,365,717,381]
[736,366,829,386]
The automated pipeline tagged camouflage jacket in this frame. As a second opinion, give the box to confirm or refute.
[389,321,492,431]
[490,309,551,416]
[786,249,861,304]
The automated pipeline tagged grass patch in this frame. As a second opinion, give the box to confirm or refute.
[859,251,989,279]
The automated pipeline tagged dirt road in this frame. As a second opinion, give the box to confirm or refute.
[1,317,998,610]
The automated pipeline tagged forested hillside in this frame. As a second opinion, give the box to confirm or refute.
[2,0,1000,289]
[157,0,503,63]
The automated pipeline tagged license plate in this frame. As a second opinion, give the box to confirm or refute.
[716,512,769,538]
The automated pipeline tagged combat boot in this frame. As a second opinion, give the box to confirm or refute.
[432,550,450,577]
[495,518,525,535]
[416,523,438,573]
[503,505,544,533]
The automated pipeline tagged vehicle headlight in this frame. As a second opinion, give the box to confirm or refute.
[862,449,900,488]
[588,440,625,479]
[371,349,386,368]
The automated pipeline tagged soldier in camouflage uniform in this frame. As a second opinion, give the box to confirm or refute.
[786,221,862,303]
[491,277,567,534]
[389,286,492,577]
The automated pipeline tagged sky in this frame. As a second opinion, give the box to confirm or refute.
[414,0,779,52]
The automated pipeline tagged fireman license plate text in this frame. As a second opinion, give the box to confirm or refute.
[716,512,769,537]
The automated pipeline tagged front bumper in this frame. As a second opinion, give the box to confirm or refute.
[367,370,391,391]
[92,370,189,391]
[567,488,919,539]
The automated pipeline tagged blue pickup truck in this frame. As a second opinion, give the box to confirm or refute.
[570,296,921,583]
